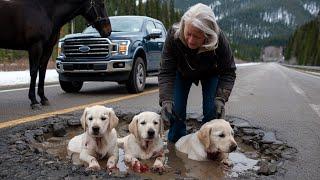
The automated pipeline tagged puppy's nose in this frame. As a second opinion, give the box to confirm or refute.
[230,143,238,152]
[147,129,155,138]
[92,126,100,134]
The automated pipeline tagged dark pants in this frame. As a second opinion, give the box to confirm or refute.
[168,72,219,142]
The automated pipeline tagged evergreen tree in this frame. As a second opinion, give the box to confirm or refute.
[161,1,169,28]
[155,0,161,19]
[285,15,320,66]
[169,0,175,26]
[138,0,143,15]
[145,0,150,16]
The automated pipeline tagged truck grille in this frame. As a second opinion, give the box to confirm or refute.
[63,38,115,58]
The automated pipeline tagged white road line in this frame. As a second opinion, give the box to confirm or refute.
[309,104,320,119]
[0,84,59,93]
[236,62,261,67]
[290,82,306,97]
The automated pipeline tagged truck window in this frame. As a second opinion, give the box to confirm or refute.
[145,21,156,34]
[155,22,166,37]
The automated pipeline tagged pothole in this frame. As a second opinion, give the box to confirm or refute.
[9,114,297,179]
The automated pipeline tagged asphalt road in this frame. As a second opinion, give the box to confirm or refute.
[227,63,320,179]
[0,62,319,179]
[0,79,159,122]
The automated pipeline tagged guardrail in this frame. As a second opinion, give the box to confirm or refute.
[281,64,320,73]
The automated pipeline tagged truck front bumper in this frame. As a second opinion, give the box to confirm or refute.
[56,58,133,73]
[56,58,133,82]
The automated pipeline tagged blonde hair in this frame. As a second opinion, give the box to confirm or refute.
[174,3,220,51]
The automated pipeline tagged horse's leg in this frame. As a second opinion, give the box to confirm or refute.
[37,53,50,106]
[38,32,60,105]
[28,42,43,109]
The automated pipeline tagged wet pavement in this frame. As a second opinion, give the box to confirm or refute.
[0,111,297,179]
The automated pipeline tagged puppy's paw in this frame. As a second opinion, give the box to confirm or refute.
[222,158,233,168]
[151,162,165,174]
[106,165,119,175]
[131,160,149,173]
[131,160,141,173]
[107,159,116,169]
[86,159,101,171]
[106,162,118,172]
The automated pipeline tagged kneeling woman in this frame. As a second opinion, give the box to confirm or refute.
[159,3,236,143]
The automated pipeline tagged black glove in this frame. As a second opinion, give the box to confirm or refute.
[160,101,174,127]
[215,97,225,119]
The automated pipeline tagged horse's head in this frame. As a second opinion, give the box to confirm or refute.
[83,0,111,37]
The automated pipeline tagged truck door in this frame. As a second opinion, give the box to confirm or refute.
[144,20,158,71]
[154,22,166,71]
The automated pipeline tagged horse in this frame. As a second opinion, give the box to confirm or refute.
[0,0,111,109]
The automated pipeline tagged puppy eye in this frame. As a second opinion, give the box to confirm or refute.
[219,133,225,138]
[154,121,158,125]
[101,117,106,121]
[141,121,146,125]
[88,117,93,121]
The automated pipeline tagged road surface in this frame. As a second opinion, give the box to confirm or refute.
[0,62,319,179]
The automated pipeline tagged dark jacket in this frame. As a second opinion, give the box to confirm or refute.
[158,27,236,105]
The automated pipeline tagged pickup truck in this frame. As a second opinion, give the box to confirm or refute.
[56,16,166,93]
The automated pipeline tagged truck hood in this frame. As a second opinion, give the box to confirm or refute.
[60,32,143,41]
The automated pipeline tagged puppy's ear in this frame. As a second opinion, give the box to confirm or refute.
[80,107,89,130]
[197,126,212,150]
[107,108,119,130]
[129,114,139,138]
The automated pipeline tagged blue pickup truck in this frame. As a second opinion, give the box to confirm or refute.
[56,16,166,93]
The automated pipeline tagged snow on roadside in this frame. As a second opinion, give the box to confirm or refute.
[0,63,260,87]
[0,69,58,86]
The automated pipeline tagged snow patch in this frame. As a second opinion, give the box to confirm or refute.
[303,2,320,16]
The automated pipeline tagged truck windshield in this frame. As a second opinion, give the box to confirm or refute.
[83,16,144,33]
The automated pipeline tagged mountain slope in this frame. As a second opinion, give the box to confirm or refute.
[174,0,320,60]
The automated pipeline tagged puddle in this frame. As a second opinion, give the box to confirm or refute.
[37,122,263,179]
[22,115,297,178]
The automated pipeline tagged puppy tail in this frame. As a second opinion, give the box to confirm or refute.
[117,137,125,148]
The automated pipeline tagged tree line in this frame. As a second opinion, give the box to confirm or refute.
[0,0,182,62]
[285,14,320,66]
[65,0,182,34]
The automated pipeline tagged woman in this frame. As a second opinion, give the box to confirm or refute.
[159,3,236,143]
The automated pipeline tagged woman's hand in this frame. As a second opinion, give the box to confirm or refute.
[160,101,174,126]
[215,98,225,119]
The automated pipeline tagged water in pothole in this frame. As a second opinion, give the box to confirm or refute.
[40,125,260,179]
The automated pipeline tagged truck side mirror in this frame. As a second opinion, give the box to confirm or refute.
[144,28,162,40]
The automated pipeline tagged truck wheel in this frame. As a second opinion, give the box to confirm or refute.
[59,80,83,93]
[126,57,146,93]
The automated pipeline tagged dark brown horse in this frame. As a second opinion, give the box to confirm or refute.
[0,0,111,109]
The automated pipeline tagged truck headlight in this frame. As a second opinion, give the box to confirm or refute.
[111,40,130,55]
[57,41,64,56]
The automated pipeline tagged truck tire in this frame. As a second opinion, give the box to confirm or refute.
[126,57,146,93]
[59,80,83,93]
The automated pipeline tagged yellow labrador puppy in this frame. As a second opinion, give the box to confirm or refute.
[118,111,165,172]
[68,105,119,171]
[175,119,237,166]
